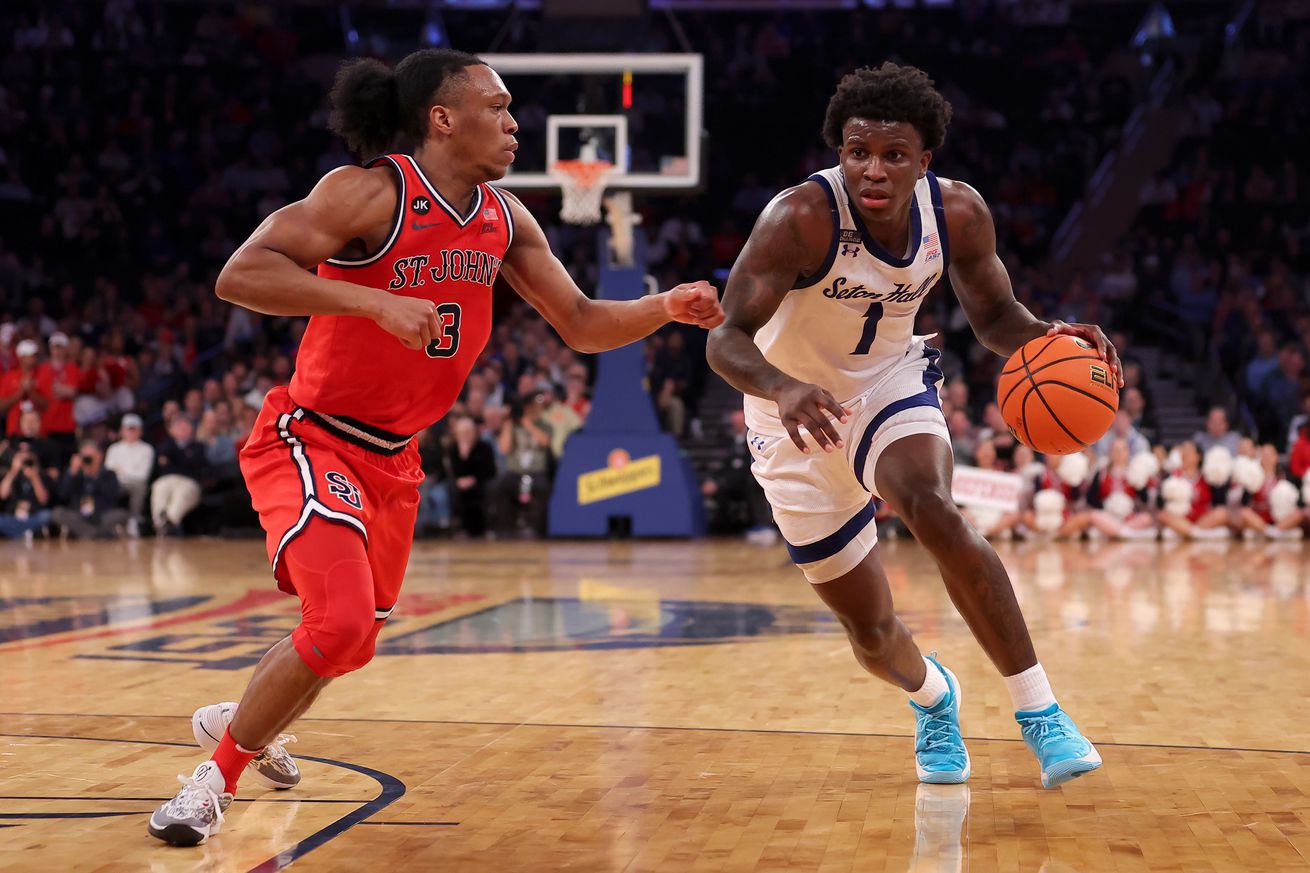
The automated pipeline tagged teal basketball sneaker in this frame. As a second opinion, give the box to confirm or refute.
[1015,703,1102,788]
[910,657,970,784]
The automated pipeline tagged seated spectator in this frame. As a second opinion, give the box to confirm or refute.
[197,406,237,472]
[959,438,1023,539]
[1095,410,1151,459]
[947,409,978,465]
[490,398,553,537]
[1086,438,1157,540]
[445,416,496,538]
[480,404,510,469]
[1156,440,1230,540]
[538,384,581,458]
[1244,329,1280,395]
[647,332,691,437]
[1192,406,1240,455]
[105,414,155,526]
[1232,444,1304,540]
[150,416,209,535]
[976,402,1018,468]
[1256,344,1306,443]
[0,438,53,542]
[74,345,132,428]
[1020,451,1093,540]
[1121,387,1155,442]
[415,426,451,535]
[701,410,772,539]
[51,440,130,539]
[563,363,591,421]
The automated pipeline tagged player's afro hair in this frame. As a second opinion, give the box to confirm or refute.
[822,62,953,152]
[330,48,485,156]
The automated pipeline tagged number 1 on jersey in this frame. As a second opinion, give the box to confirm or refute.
[425,302,462,358]
[851,302,883,355]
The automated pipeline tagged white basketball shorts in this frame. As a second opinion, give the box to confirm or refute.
[745,341,949,583]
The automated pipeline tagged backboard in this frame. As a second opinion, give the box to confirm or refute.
[482,53,703,192]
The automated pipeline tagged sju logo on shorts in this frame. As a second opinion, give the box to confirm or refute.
[325,471,363,511]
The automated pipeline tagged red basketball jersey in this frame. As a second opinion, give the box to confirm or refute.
[290,154,514,436]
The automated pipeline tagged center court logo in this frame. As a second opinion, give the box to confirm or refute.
[0,590,1071,668]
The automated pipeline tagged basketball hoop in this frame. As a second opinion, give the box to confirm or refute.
[551,159,613,225]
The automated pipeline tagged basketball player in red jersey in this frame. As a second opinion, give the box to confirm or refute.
[148,49,722,846]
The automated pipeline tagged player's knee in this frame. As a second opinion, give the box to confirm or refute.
[282,517,378,677]
[844,614,900,664]
[295,610,376,677]
[896,489,959,533]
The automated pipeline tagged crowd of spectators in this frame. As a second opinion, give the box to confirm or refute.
[0,1,1305,544]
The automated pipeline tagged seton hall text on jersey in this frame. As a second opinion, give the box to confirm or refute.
[387,250,503,291]
[821,274,939,303]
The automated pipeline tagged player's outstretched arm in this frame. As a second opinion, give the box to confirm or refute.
[943,179,1123,385]
[216,166,446,351]
[496,193,723,355]
[706,186,850,454]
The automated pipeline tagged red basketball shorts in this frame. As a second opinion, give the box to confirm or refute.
[240,386,423,617]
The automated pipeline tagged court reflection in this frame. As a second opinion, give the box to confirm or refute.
[908,784,969,873]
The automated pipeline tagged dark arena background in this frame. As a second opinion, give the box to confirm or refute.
[2,1,1309,871]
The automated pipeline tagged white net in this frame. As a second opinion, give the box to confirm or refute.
[551,159,613,225]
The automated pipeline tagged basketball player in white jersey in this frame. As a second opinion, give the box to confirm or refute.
[708,63,1120,788]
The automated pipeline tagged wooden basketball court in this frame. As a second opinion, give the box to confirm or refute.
[2,537,1308,872]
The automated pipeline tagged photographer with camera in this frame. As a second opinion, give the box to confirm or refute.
[0,436,53,542]
[51,440,130,539]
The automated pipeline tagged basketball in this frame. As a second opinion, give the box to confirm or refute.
[997,334,1119,455]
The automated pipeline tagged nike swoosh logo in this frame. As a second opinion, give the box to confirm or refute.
[411,220,439,231]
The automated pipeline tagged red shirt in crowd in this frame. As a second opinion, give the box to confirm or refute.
[0,368,50,435]
[36,360,81,434]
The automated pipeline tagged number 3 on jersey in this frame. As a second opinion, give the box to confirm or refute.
[425,303,462,358]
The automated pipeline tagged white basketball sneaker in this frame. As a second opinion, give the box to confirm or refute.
[192,702,301,791]
[147,760,232,846]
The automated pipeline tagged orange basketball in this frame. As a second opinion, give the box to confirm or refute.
[996,334,1119,456]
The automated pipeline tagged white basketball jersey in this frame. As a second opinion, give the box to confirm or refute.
[744,167,950,428]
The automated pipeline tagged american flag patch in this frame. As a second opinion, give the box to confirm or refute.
[483,207,498,220]
[923,231,941,260]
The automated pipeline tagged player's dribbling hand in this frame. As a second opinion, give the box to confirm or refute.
[1046,320,1124,387]
[663,282,725,329]
[373,294,445,351]
[774,380,851,454]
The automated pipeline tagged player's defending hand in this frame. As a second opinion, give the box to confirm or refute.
[1046,320,1124,387]
[774,380,851,454]
[372,294,446,351]
[663,282,725,329]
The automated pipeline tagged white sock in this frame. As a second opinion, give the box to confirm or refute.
[908,657,949,709]
[1004,662,1057,713]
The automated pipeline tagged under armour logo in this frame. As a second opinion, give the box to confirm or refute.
[840,244,860,258]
